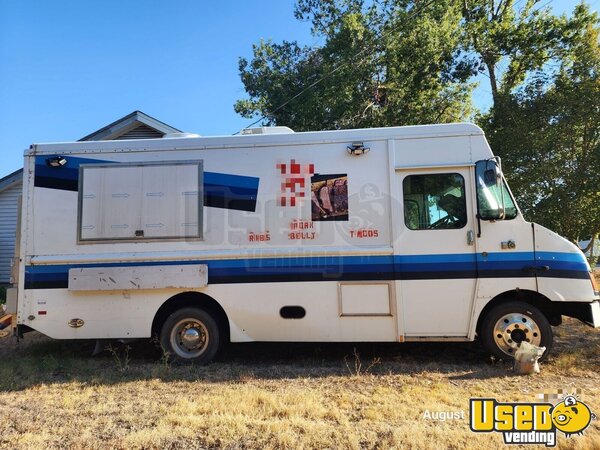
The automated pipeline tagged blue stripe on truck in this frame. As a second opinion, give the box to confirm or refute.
[23,251,590,290]
[33,156,259,212]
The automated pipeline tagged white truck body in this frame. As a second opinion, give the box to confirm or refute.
[8,123,599,357]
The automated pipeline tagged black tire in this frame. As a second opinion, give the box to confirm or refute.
[480,301,553,360]
[159,307,220,365]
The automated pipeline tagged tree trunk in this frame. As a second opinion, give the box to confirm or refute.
[486,60,499,105]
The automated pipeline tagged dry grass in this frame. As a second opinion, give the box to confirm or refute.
[0,318,599,450]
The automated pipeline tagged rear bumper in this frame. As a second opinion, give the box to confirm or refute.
[556,300,600,328]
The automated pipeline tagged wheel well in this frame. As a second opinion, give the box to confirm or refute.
[475,289,560,334]
[151,292,230,342]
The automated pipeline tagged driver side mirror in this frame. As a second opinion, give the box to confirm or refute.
[476,157,506,220]
[483,166,501,188]
[483,158,502,189]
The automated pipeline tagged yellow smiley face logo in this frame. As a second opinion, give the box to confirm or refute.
[551,396,594,436]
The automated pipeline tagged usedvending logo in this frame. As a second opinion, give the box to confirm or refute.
[470,394,596,446]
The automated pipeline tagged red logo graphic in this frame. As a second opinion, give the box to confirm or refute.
[276,159,314,207]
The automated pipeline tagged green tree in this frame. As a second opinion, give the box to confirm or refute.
[461,0,570,103]
[236,0,600,256]
[476,3,600,253]
[235,0,475,131]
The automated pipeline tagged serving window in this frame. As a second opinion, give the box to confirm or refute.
[78,161,203,242]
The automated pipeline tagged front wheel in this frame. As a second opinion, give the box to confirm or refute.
[480,301,553,360]
[160,307,220,364]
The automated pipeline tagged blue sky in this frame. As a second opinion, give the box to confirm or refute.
[0,0,593,175]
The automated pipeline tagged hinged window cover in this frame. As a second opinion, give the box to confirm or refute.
[77,160,203,243]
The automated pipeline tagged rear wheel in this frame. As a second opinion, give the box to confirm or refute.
[160,307,220,364]
[480,301,553,360]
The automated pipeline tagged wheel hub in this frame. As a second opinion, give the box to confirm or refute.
[170,319,209,358]
[181,327,202,349]
[493,313,542,356]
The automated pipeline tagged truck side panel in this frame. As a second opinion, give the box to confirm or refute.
[22,137,403,341]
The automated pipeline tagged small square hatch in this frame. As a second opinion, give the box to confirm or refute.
[339,283,392,316]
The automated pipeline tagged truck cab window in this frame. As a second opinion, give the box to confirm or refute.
[403,173,467,230]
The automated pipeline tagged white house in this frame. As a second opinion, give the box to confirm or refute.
[0,111,182,285]
[0,170,23,284]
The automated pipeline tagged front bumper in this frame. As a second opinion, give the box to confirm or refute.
[556,300,600,328]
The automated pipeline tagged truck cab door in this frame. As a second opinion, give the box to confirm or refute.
[397,166,477,338]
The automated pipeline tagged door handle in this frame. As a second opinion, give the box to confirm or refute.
[467,230,475,246]
[523,265,550,273]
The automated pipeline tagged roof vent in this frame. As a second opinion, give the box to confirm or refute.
[240,126,294,135]
[163,132,201,139]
